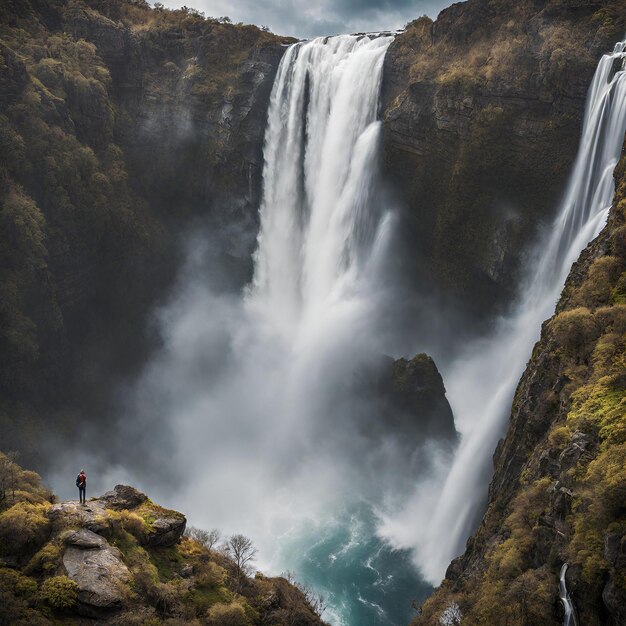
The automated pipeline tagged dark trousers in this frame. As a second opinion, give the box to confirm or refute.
[79,485,86,504]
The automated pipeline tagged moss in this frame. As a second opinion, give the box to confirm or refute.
[23,541,62,575]
[186,585,233,615]
[0,501,51,557]
[611,271,626,304]
[568,378,626,445]
[149,546,185,582]
[40,575,78,610]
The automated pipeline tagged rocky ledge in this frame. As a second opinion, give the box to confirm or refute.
[0,459,326,625]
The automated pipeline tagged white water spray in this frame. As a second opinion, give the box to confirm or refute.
[380,40,626,583]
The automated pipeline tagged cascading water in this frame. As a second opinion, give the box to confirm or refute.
[559,563,578,626]
[250,34,394,331]
[381,39,626,584]
[88,32,436,626]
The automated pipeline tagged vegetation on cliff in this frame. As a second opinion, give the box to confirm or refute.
[382,0,626,321]
[0,451,326,625]
[0,0,289,464]
[412,149,626,625]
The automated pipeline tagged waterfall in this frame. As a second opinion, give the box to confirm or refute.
[391,39,626,584]
[249,34,394,335]
[117,33,435,626]
[559,564,578,626]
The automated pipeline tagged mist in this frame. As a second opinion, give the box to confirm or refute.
[378,38,626,585]
[46,34,455,625]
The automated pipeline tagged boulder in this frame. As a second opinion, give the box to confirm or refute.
[62,531,130,616]
[143,513,186,547]
[99,485,147,511]
[64,528,107,549]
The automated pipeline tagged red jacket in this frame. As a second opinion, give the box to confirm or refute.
[77,472,86,486]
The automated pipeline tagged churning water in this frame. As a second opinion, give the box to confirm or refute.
[380,39,626,584]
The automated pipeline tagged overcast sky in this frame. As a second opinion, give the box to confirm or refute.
[155,0,457,38]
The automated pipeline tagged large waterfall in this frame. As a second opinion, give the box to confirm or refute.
[99,33,438,626]
[250,34,393,355]
[384,40,626,584]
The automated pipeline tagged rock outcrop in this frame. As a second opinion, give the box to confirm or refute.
[62,529,130,616]
[356,353,457,443]
[0,457,327,625]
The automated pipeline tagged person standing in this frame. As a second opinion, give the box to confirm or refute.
[76,469,86,504]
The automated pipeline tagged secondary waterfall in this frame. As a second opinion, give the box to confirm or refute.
[385,39,626,583]
[560,564,578,626]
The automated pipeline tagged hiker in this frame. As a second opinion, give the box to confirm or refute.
[76,469,87,504]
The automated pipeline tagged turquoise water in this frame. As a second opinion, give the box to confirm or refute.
[279,503,433,626]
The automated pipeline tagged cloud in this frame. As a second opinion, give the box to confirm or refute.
[154,0,456,38]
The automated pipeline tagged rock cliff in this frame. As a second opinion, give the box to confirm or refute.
[0,453,326,625]
[382,0,626,321]
[0,0,290,463]
[412,142,626,625]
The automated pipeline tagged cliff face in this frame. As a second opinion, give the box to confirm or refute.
[381,0,626,320]
[413,145,626,625]
[0,453,326,625]
[0,0,289,461]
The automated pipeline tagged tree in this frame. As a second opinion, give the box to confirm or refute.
[185,526,221,552]
[283,571,327,618]
[225,534,257,591]
[0,452,19,508]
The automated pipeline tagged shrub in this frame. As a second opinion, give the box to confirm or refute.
[206,602,251,626]
[549,307,600,361]
[571,256,624,308]
[24,542,61,575]
[0,502,50,556]
[0,567,37,598]
[40,576,78,610]
[195,561,226,587]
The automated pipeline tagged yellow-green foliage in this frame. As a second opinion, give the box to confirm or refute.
[549,307,600,362]
[569,443,626,590]
[0,567,38,598]
[24,541,61,575]
[0,501,50,556]
[0,450,52,509]
[40,575,79,610]
[206,601,252,626]
[568,378,626,445]
[490,478,552,577]
[107,508,151,542]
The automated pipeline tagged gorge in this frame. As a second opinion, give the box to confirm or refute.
[1,0,626,625]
